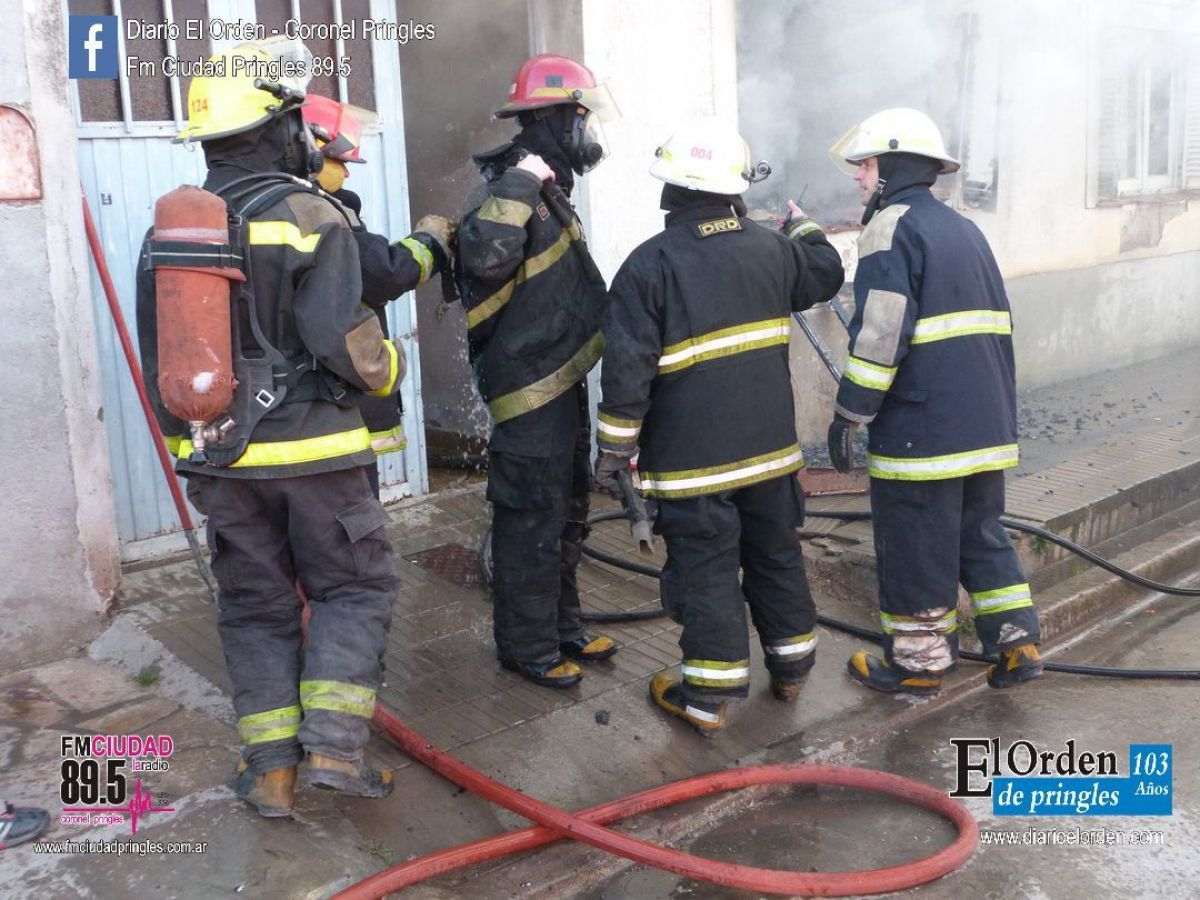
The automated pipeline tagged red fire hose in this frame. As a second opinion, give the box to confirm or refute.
[340,703,978,898]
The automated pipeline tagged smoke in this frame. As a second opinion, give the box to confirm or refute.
[736,0,1200,228]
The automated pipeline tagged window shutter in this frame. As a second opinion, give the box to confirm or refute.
[1094,36,1120,202]
[1184,57,1200,190]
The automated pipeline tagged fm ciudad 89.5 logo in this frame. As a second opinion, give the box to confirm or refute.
[59,734,175,834]
[949,737,1172,816]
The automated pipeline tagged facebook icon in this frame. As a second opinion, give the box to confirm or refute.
[68,15,118,79]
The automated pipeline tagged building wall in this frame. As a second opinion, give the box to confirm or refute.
[579,0,739,285]
[0,1,119,673]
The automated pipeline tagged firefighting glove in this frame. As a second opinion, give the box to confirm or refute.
[594,449,634,497]
[827,414,860,474]
[781,199,822,240]
[411,215,457,275]
[515,153,556,184]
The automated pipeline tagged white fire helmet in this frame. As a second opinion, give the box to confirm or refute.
[650,117,756,195]
[828,108,960,176]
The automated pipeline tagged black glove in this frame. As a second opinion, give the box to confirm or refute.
[594,449,633,496]
[827,415,860,474]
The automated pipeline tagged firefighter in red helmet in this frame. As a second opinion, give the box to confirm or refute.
[302,94,454,495]
[457,54,618,689]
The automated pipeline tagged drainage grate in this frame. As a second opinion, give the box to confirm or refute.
[405,543,486,586]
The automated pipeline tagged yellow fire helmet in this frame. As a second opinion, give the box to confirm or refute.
[176,37,313,143]
[828,108,960,176]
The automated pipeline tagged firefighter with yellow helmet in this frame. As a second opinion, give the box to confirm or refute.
[596,117,844,735]
[137,39,401,816]
[826,108,1044,694]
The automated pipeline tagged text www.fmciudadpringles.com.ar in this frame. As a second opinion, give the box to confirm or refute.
[31,838,207,856]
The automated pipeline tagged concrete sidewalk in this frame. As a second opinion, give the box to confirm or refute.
[0,350,1196,898]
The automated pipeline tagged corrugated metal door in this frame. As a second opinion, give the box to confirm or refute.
[72,0,426,560]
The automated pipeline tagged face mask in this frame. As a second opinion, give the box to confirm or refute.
[569,109,607,175]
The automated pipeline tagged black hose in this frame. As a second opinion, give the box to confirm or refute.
[581,508,1200,679]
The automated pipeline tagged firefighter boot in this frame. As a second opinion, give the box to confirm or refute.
[234,762,296,818]
[308,754,393,799]
[649,672,727,737]
[987,643,1044,688]
[770,674,809,703]
[500,657,583,689]
[847,651,943,696]
[560,633,618,662]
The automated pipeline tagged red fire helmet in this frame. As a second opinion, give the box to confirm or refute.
[493,53,618,122]
[302,94,367,163]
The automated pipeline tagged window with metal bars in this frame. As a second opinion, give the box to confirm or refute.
[69,0,375,134]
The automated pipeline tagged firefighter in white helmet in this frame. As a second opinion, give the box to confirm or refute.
[827,108,1044,694]
[596,117,844,735]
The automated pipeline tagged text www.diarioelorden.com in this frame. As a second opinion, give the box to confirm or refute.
[31,838,207,855]
[981,826,1164,847]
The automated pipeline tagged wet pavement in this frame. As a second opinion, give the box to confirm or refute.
[586,568,1200,900]
[0,349,1195,898]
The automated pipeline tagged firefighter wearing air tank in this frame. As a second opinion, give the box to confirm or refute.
[136,39,401,816]
[596,119,845,735]
[457,54,620,690]
[302,93,454,496]
[827,108,1044,694]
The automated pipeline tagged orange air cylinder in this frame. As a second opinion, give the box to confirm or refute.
[153,185,243,423]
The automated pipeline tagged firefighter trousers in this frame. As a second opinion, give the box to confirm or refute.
[193,468,398,774]
[870,469,1042,674]
[655,475,818,705]
[488,388,591,665]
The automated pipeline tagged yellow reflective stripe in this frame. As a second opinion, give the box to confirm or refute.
[478,196,534,228]
[597,413,642,440]
[880,610,958,634]
[369,424,407,454]
[466,222,582,330]
[639,444,804,499]
[238,705,301,745]
[765,631,818,658]
[165,435,182,456]
[682,659,751,688]
[398,237,433,284]
[299,680,376,718]
[970,583,1033,616]
[178,427,371,467]
[247,220,321,254]
[658,317,791,374]
[366,340,400,398]
[910,309,1011,345]
[843,355,897,391]
[488,331,603,424]
[868,443,1019,481]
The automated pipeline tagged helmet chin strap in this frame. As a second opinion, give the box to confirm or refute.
[861,177,887,226]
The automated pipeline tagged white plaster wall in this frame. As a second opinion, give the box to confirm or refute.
[579,0,739,283]
[0,2,119,673]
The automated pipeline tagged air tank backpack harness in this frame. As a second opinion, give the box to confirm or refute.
[144,173,355,467]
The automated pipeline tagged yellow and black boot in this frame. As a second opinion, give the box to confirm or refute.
[234,762,297,818]
[308,754,393,798]
[649,672,727,737]
[987,643,1044,688]
[560,633,618,662]
[500,656,583,688]
[847,651,943,696]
